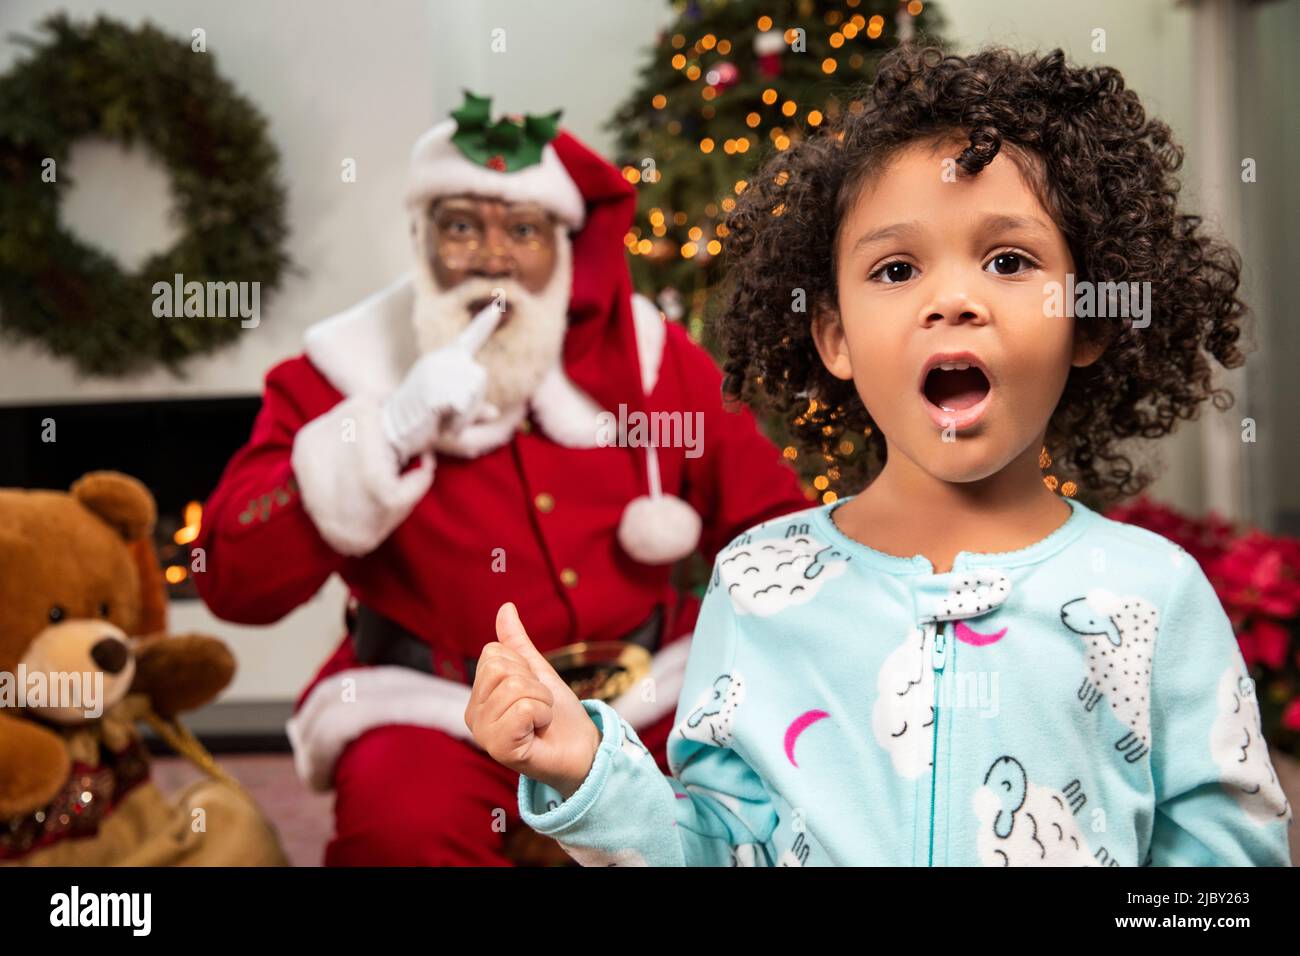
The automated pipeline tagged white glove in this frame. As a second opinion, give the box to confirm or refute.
[381,304,503,461]
[292,397,435,557]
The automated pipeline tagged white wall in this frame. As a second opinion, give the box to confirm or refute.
[1236,0,1300,531]
[0,0,1217,700]
[0,0,671,406]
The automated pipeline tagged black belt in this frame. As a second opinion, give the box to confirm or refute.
[348,601,664,685]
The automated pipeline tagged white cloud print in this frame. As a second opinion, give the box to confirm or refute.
[871,625,935,779]
[1210,665,1292,828]
[717,531,850,617]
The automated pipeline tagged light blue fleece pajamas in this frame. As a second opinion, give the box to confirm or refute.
[517,496,1294,866]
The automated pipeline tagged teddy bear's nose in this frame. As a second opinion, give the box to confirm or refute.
[90,638,129,675]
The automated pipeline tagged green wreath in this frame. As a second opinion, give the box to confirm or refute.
[0,14,291,375]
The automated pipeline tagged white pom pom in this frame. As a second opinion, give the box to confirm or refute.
[618,494,702,565]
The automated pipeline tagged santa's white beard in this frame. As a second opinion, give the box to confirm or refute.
[411,225,572,421]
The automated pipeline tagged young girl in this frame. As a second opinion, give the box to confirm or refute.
[464,45,1293,866]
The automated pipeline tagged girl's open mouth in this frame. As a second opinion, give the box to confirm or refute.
[919,353,993,430]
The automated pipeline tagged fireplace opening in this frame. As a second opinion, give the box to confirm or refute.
[0,396,262,600]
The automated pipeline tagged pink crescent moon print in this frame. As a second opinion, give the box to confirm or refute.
[784,710,830,767]
[954,621,1007,646]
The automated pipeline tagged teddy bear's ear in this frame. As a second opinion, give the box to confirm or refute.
[70,471,157,542]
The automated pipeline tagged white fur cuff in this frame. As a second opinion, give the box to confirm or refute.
[290,396,434,557]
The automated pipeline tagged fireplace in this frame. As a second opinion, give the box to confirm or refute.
[0,396,262,600]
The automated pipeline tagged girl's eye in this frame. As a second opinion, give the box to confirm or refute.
[874,261,914,284]
[513,223,537,240]
[985,253,1033,276]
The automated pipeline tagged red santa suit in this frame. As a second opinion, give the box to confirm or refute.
[193,115,807,865]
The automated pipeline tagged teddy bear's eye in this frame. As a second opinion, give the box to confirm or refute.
[98,602,110,617]
[48,605,66,623]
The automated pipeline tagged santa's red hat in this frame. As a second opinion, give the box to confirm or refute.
[405,92,701,566]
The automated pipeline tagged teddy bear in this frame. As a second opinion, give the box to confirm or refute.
[0,471,286,865]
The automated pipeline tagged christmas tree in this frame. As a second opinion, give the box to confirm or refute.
[605,0,946,498]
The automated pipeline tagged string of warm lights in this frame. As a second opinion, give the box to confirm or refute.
[616,1,936,502]
[621,2,922,279]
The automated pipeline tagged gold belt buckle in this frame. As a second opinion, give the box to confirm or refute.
[543,641,652,701]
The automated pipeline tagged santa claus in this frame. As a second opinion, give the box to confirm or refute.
[193,92,807,865]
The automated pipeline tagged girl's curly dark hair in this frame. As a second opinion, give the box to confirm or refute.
[717,44,1245,503]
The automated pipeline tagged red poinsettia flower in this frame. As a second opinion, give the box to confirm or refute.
[1208,532,1300,621]
[1237,618,1292,671]
[1283,698,1300,733]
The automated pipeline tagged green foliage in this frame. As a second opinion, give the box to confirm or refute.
[0,14,292,375]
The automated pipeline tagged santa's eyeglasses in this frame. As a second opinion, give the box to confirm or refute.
[420,199,558,274]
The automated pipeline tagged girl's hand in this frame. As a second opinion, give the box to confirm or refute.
[465,602,602,800]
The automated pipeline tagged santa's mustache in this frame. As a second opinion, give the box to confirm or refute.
[437,277,534,328]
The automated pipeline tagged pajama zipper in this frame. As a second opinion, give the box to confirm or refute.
[927,620,947,867]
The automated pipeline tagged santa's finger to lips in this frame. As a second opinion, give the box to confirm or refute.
[457,301,505,355]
